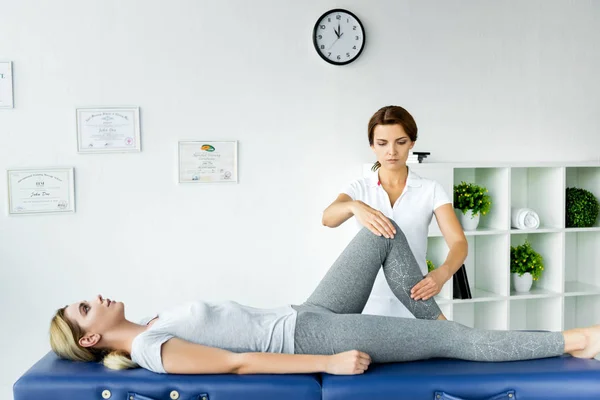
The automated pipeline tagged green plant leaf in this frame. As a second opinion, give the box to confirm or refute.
[510,240,544,280]
[566,187,599,228]
[453,181,492,216]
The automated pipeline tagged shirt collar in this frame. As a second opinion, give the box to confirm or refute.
[368,166,422,188]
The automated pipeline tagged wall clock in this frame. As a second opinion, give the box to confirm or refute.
[313,9,365,65]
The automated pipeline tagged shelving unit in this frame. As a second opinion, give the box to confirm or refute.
[365,162,600,333]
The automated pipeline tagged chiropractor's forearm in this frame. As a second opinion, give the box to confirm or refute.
[439,240,468,278]
[322,200,356,227]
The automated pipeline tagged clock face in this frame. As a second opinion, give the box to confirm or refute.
[313,9,365,65]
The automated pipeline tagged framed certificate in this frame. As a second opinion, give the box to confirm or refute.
[0,61,14,109]
[76,107,141,153]
[7,168,75,215]
[178,141,238,183]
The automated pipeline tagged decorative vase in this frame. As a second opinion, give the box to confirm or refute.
[512,272,533,292]
[456,209,480,230]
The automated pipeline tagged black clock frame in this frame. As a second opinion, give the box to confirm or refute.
[312,8,366,66]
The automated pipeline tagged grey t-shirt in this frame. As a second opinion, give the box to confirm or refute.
[130,300,298,373]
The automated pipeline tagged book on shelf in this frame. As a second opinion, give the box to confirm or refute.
[406,151,431,164]
[453,264,472,299]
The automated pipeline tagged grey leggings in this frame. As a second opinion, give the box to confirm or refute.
[292,223,565,363]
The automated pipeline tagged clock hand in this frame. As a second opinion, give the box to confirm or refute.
[333,25,339,39]
[328,37,340,50]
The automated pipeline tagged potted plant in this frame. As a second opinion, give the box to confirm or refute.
[510,240,544,292]
[453,181,492,230]
[566,187,599,228]
[427,259,436,273]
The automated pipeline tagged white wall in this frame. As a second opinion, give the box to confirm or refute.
[1,0,599,398]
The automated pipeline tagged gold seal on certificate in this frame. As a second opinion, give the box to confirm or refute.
[7,168,75,215]
[178,141,238,183]
[0,61,14,109]
[76,107,141,153]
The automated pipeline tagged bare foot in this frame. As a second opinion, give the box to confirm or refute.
[570,325,600,359]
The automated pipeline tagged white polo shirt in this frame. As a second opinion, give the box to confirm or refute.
[342,167,451,318]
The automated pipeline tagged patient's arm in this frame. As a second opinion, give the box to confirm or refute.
[160,338,370,375]
[161,338,241,374]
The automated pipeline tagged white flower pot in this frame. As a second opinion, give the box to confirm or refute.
[512,272,533,292]
[456,209,480,230]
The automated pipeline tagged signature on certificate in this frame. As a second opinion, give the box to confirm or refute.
[30,191,50,197]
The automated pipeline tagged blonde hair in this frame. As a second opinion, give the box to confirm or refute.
[50,307,138,370]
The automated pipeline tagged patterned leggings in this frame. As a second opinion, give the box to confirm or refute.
[292,223,564,363]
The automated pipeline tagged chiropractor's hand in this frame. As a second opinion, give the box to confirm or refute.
[350,201,396,239]
[325,350,371,375]
[411,267,449,301]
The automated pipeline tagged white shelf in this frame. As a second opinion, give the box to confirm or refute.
[510,227,562,234]
[564,282,600,297]
[565,230,600,298]
[405,163,600,331]
[564,295,600,330]
[510,232,563,294]
[564,227,600,232]
[455,167,509,231]
[432,227,600,235]
[509,287,561,299]
[407,160,600,168]
[452,288,504,303]
[464,228,507,236]
[454,301,508,330]
[429,228,509,237]
[509,297,562,332]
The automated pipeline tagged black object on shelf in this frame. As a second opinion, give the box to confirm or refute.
[453,264,473,299]
[412,152,431,163]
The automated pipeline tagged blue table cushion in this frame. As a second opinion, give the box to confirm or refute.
[14,351,322,400]
[15,352,600,400]
[321,355,600,400]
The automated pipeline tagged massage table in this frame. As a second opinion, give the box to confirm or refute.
[14,351,600,399]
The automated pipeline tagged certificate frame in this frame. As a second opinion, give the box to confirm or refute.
[0,61,14,109]
[178,140,238,183]
[76,106,141,153]
[7,167,75,215]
